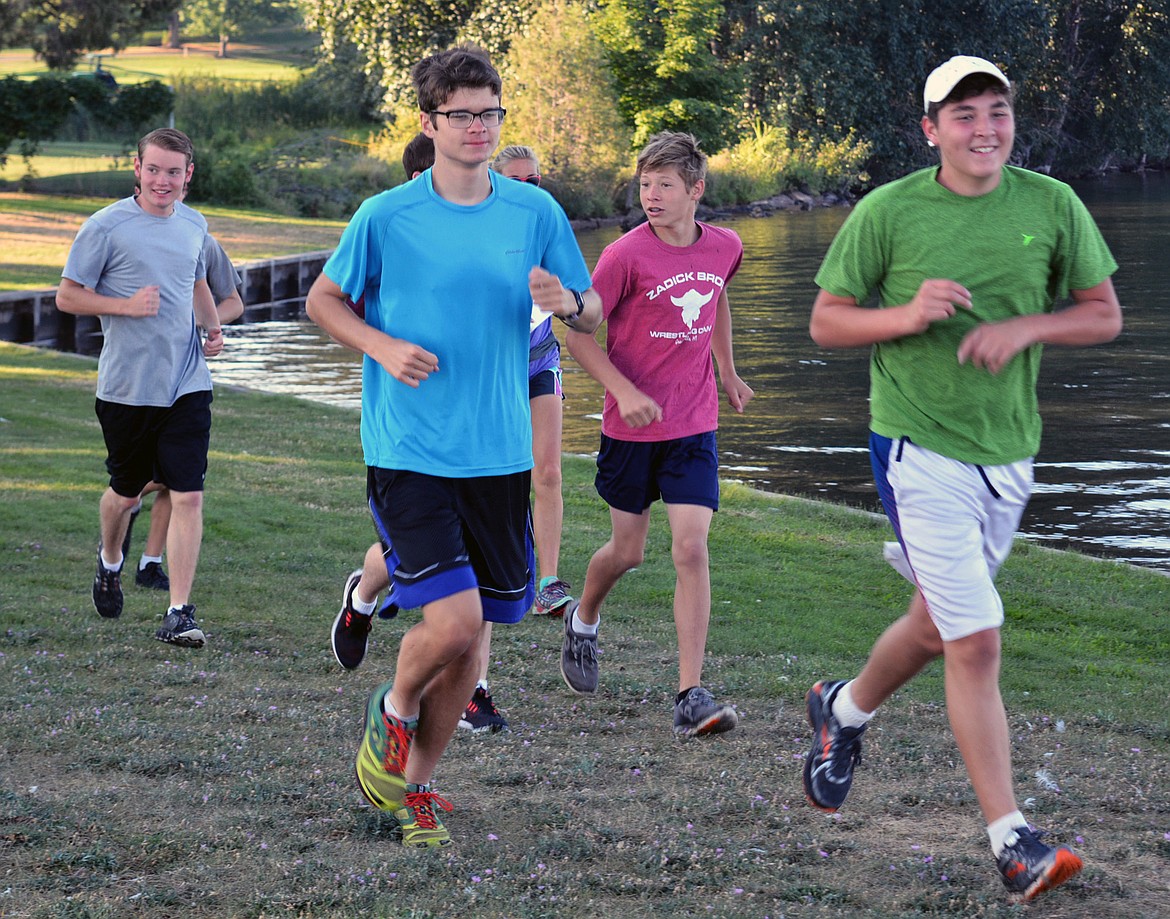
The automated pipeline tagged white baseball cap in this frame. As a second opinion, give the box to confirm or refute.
[923,56,1010,113]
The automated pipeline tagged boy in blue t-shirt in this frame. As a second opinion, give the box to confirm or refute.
[306,44,601,849]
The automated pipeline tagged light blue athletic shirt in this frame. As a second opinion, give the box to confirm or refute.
[324,169,591,477]
[62,197,210,407]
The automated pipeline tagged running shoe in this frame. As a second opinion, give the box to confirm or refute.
[534,576,573,616]
[395,784,454,848]
[92,549,123,619]
[331,569,373,670]
[997,825,1083,901]
[458,686,509,733]
[803,679,866,812]
[155,604,205,648]
[135,561,170,591]
[673,686,738,738]
[355,681,415,812]
[560,600,598,694]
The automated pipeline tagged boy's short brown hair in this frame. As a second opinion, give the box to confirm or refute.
[137,128,194,166]
[635,132,707,189]
[411,45,502,114]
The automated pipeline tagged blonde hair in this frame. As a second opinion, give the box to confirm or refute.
[635,132,706,189]
[493,144,540,173]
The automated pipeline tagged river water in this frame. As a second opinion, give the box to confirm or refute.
[209,172,1170,573]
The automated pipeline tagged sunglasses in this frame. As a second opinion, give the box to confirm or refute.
[508,174,541,186]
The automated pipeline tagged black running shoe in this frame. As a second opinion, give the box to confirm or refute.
[803,679,866,812]
[92,550,123,619]
[997,826,1083,901]
[155,605,205,648]
[135,561,170,591]
[331,569,373,670]
[458,686,508,733]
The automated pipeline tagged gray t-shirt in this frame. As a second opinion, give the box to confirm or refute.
[62,197,211,407]
[204,235,242,303]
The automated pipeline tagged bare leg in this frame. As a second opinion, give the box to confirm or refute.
[850,590,944,712]
[99,487,139,567]
[665,503,713,691]
[943,627,1019,823]
[356,542,390,604]
[475,621,493,683]
[143,486,171,559]
[576,506,651,626]
[166,489,203,607]
[385,589,485,785]
[530,392,564,580]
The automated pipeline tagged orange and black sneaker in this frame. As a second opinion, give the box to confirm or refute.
[996,826,1083,901]
[332,569,373,670]
[355,681,416,812]
[395,783,454,848]
[803,679,866,812]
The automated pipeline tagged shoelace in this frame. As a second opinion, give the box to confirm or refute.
[380,714,415,773]
[826,727,864,778]
[403,790,453,829]
[343,610,371,633]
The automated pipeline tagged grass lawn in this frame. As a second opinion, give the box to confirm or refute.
[1,341,1167,918]
[0,191,347,290]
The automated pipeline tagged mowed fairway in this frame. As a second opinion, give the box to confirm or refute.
[1,342,1167,918]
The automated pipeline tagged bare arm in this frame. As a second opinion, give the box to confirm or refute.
[191,278,225,357]
[529,266,603,335]
[56,278,160,318]
[956,278,1123,374]
[215,288,244,326]
[305,273,439,389]
[711,289,754,413]
[565,326,663,428]
[810,279,974,349]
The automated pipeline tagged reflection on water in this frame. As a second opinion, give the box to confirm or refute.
[211,175,1170,574]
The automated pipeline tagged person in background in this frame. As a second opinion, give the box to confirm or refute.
[56,127,226,648]
[803,55,1121,901]
[563,131,754,738]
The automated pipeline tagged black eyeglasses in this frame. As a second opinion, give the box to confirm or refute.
[508,174,541,186]
[429,108,506,129]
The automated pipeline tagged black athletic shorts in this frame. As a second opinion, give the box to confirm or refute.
[366,467,535,623]
[96,390,212,496]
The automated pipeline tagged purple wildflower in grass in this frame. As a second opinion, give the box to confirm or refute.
[487,833,499,840]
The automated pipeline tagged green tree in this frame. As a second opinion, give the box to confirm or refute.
[501,0,632,216]
[1,0,179,70]
[592,0,741,151]
[179,0,300,58]
[300,0,535,115]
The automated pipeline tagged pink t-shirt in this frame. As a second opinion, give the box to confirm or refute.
[591,221,743,441]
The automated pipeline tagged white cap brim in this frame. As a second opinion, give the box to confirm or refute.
[923,56,1010,113]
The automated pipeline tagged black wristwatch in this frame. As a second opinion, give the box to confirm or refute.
[558,289,586,326]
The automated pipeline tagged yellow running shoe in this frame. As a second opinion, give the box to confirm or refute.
[355,681,416,812]
[395,784,453,848]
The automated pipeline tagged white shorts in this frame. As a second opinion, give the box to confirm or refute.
[871,434,1033,641]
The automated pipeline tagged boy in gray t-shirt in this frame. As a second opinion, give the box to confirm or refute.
[56,127,225,648]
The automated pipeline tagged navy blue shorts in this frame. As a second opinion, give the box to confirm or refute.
[96,390,212,496]
[595,431,719,514]
[366,467,535,623]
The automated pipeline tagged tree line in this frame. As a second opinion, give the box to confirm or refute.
[3,0,1168,202]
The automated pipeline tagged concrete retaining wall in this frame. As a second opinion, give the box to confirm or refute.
[0,250,333,356]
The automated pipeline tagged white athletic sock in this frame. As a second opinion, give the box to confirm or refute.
[831,680,875,729]
[351,588,376,616]
[572,608,599,636]
[100,552,123,572]
[139,554,162,570]
[987,811,1029,857]
[476,679,489,692]
[383,695,418,724]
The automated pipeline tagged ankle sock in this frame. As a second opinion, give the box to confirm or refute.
[831,680,875,729]
[572,608,598,635]
[383,695,418,724]
[139,554,162,571]
[987,811,1029,857]
[351,587,377,616]
[100,552,123,572]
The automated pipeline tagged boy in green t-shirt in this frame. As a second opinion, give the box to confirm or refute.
[803,55,1122,901]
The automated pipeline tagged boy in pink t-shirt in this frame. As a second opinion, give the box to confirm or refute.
[564,131,754,736]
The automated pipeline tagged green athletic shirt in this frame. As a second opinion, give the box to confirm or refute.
[815,165,1117,465]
